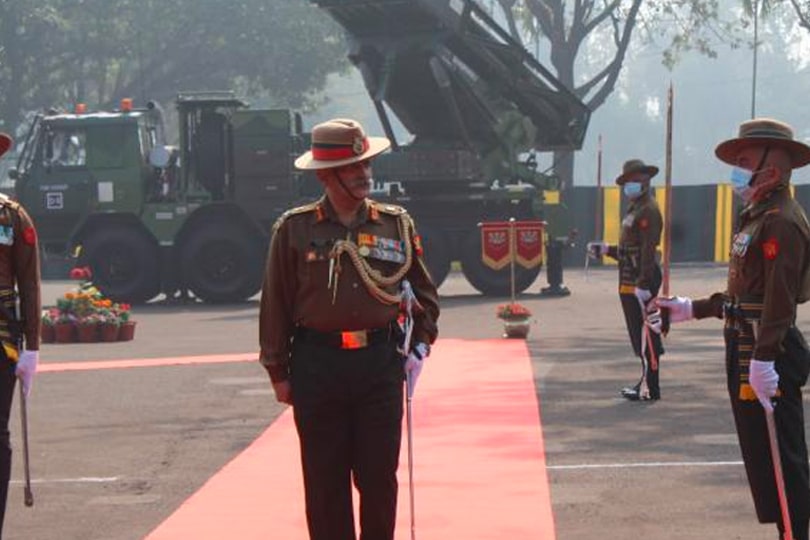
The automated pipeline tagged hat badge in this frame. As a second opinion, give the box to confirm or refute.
[353,136,364,156]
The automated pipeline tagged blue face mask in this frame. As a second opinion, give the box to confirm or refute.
[730,166,755,202]
[623,182,643,199]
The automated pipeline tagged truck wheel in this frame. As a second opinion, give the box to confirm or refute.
[81,227,161,303]
[418,226,451,288]
[180,222,264,303]
[459,230,541,296]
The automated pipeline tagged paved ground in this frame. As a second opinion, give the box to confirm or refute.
[3,265,804,539]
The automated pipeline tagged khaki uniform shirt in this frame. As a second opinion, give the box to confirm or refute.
[259,196,440,382]
[0,196,41,350]
[608,192,663,292]
[693,188,810,360]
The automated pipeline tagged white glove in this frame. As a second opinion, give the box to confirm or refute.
[16,349,39,398]
[587,241,609,259]
[634,287,652,305]
[645,308,663,334]
[655,296,694,323]
[405,342,429,397]
[749,359,779,411]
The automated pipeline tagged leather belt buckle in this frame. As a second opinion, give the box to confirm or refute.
[340,330,368,349]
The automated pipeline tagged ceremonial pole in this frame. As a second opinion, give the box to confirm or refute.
[596,134,603,242]
[509,217,516,304]
[663,83,674,297]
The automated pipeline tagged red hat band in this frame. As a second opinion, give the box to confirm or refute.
[311,137,369,162]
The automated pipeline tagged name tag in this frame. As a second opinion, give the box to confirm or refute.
[0,226,14,246]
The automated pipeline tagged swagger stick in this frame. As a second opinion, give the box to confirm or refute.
[636,297,650,400]
[405,374,416,540]
[399,280,418,539]
[19,384,33,507]
[765,407,793,540]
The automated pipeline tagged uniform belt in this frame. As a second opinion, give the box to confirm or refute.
[295,325,394,350]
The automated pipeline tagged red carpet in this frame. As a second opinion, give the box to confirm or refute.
[145,339,554,539]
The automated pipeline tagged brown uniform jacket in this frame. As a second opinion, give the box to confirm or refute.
[0,196,41,350]
[259,196,440,383]
[693,188,810,360]
[607,192,663,291]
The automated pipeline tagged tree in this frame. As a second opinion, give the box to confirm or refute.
[0,0,348,133]
[490,0,739,190]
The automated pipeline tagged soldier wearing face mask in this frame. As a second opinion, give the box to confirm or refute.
[588,159,665,401]
[659,118,810,540]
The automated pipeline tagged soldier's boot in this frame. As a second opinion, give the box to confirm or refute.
[621,374,659,401]
[620,382,640,399]
[621,387,658,401]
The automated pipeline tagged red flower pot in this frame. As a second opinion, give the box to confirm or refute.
[54,322,76,343]
[118,321,136,341]
[76,324,99,343]
[100,323,120,342]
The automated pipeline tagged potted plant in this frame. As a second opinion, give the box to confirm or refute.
[76,314,101,343]
[115,304,136,341]
[496,302,533,339]
[53,311,76,343]
[98,309,121,342]
[40,309,57,343]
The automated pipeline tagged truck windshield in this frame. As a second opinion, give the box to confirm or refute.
[46,130,86,167]
[45,125,132,169]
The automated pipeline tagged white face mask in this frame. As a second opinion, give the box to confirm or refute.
[623,182,643,199]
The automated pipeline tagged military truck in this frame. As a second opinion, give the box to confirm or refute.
[11,93,308,303]
[313,0,590,294]
[8,0,589,303]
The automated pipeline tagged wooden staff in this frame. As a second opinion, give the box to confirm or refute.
[663,83,673,297]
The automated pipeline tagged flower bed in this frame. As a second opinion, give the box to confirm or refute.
[41,267,136,344]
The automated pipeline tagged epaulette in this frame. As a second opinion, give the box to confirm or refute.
[0,194,18,213]
[374,202,407,216]
[272,201,321,233]
[765,208,781,216]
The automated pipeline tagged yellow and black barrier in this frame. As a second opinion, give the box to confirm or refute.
[559,184,810,266]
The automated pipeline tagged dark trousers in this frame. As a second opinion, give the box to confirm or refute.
[290,339,404,540]
[725,326,810,540]
[619,266,664,397]
[0,355,15,539]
